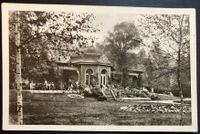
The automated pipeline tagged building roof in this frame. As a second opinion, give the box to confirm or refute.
[127,64,145,73]
[111,71,140,76]
[56,46,145,72]
[71,53,112,67]
[56,46,112,67]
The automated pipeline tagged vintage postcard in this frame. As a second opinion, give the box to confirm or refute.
[2,3,197,132]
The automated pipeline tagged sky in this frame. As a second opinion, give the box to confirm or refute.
[87,12,147,54]
[91,13,142,43]
[25,6,190,56]
[88,11,188,57]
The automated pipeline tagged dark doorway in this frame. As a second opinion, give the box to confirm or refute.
[63,70,78,88]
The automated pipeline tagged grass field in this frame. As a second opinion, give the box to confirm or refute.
[9,90,192,125]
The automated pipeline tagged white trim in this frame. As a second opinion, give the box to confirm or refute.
[85,68,94,85]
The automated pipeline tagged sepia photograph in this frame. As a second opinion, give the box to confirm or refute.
[2,3,197,132]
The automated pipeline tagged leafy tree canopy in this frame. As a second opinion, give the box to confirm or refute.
[103,22,141,86]
[138,14,190,98]
[9,11,99,83]
[105,22,141,71]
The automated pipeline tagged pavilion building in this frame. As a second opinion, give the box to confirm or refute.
[55,47,144,89]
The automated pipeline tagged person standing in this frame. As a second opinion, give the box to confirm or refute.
[30,81,35,90]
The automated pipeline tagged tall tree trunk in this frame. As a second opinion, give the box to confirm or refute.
[178,16,184,125]
[15,11,23,125]
[177,45,183,125]
[121,71,124,87]
[121,69,126,88]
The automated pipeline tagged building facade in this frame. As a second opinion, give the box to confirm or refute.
[55,47,144,89]
[56,49,112,89]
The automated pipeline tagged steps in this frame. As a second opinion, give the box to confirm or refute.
[102,88,117,101]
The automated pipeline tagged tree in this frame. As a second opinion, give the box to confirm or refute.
[149,41,171,90]
[137,73,143,88]
[105,22,141,87]
[9,10,98,124]
[9,11,99,82]
[139,14,190,125]
[14,11,23,125]
[9,11,47,88]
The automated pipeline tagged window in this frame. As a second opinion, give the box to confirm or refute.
[86,69,94,85]
[101,69,107,86]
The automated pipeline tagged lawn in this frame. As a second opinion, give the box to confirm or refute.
[9,90,192,125]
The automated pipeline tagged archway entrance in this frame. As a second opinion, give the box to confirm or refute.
[63,70,78,88]
[85,69,94,86]
[101,69,107,86]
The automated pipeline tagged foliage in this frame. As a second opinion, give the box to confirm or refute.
[139,14,190,125]
[171,82,191,98]
[139,14,190,96]
[137,74,143,88]
[104,22,141,87]
[9,11,99,87]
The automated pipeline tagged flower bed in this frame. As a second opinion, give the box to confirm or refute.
[120,88,150,98]
[120,104,191,113]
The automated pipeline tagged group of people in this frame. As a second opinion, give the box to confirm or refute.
[29,80,55,90]
[64,79,80,90]
[29,79,80,90]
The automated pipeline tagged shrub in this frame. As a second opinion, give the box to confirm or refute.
[171,83,191,98]
[150,94,160,100]
[83,87,105,99]
[97,95,107,101]
[153,88,169,94]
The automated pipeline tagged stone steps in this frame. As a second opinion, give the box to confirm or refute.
[103,89,117,101]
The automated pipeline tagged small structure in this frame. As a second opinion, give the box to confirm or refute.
[111,65,145,87]
[56,47,112,89]
[55,46,144,89]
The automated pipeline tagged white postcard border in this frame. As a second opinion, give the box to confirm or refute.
[2,3,198,132]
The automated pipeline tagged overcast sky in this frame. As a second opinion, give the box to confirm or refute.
[91,13,142,43]
[87,12,146,54]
